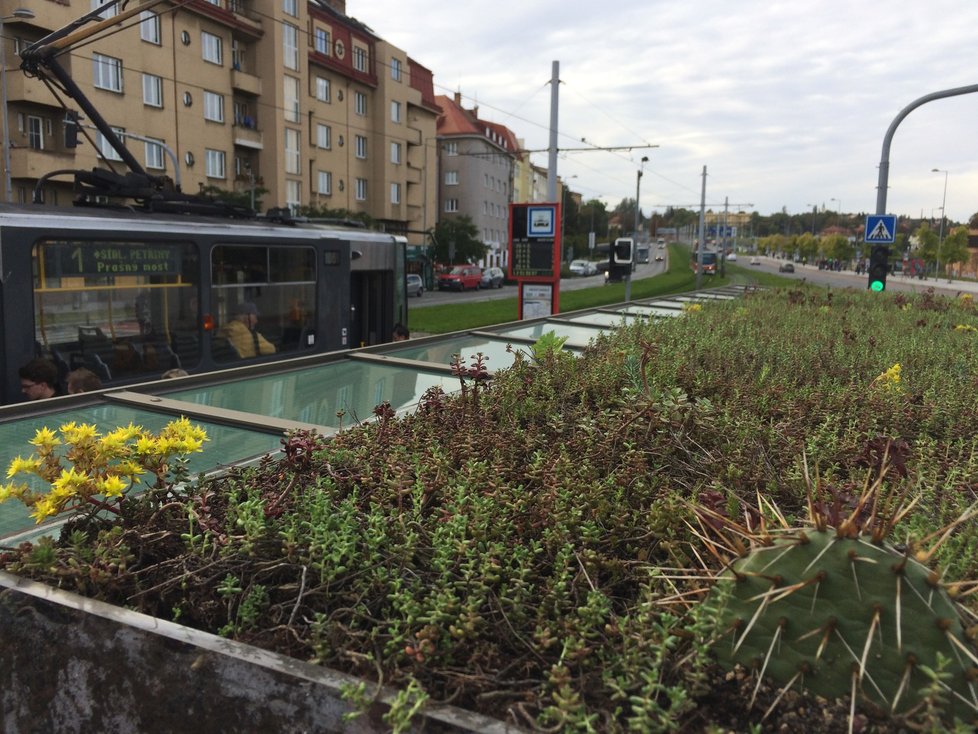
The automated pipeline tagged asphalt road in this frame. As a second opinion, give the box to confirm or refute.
[412,256,668,308]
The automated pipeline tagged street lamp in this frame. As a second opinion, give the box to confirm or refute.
[830,197,842,224]
[932,168,948,279]
[2,8,34,203]
[627,156,649,301]
[806,203,817,235]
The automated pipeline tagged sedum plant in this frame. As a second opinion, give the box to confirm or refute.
[0,417,207,523]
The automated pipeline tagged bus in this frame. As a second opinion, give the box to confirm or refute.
[0,205,407,404]
[692,250,718,275]
[635,243,651,264]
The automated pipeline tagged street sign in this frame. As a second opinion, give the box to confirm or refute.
[865,215,896,244]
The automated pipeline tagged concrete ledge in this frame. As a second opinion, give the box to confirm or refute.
[0,571,522,733]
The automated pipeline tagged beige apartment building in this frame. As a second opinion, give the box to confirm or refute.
[1,0,438,244]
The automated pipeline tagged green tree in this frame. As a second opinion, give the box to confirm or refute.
[912,222,940,263]
[430,216,487,264]
[941,226,971,272]
[820,234,855,263]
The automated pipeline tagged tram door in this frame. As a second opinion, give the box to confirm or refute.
[349,270,394,347]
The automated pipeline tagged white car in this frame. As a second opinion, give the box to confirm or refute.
[569,259,598,276]
[726,252,737,262]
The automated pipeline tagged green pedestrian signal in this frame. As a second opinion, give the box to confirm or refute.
[869,279,885,292]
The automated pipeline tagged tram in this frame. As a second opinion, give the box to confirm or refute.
[0,205,407,405]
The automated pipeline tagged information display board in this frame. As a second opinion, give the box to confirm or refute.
[509,202,561,318]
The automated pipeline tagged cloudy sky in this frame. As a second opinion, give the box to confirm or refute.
[353,0,978,223]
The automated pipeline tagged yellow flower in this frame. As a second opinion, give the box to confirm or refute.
[682,303,703,313]
[6,455,41,479]
[98,475,128,498]
[960,293,973,301]
[872,363,902,390]
[29,427,60,450]
[135,436,158,456]
[29,496,59,523]
[955,324,977,332]
[61,422,99,446]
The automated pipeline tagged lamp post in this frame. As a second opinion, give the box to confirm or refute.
[1,8,33,203]
[806,203,817,235]
[627,156,649,301]
[830,197,842,223]
[932,168,948,280]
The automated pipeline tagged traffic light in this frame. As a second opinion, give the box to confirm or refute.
[868,244,889,292]
[64,111,80,148]
[613,237,633,266]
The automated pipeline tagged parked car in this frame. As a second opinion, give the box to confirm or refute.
[750,256,761,266]
[726,252,737,262]
[778,262,795,273]
[480,266,505,289]
[569,259,598,277]
[406,273,424,297]
[437,265,483,291]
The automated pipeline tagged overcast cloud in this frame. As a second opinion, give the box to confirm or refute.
[353,0,978,223]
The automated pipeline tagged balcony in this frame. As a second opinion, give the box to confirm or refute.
[6,73,62,109]
[231,68,262,96]
[233,124,263,150]
[10,146,73,179]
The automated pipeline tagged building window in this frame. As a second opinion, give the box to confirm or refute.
[92,0,118,19]
[284,76,300,122]
[286,180,301,212]
[205,149,226,178]
[145,138,165,170]
[26,116,43,150]
[390,100,401,123]
[354,135,367,159]
[355,178,367,201]
[142,73,162,107]
[314,28,330,55]
[390,183,400,204]
[352,46,367,72]
[444,141,458,156]
[96,127,125,161]
[317,170,332,195]
[315,77,330,102]
[285,128,300,174]
[282,23,298,71]
[390,142,401,164]
[444,198,459,213]
[391,58,402,81]
[202,32,223,65]
[354,92,366,116]
[203,91,224,123]
[283,0,298,16]
[445,171,458,185]
[140,11,161,44]
[231,39,246,71]
[233,101,255,128]
[316,123,331,149]
[93,53,123,92]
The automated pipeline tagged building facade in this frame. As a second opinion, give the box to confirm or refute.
[1,0,437,244]
[435,93,518,268]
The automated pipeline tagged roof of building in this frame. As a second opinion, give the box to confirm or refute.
[435,94,520,157]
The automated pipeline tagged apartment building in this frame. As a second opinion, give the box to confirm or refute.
[435,92,518,268]
[1,0,438,243]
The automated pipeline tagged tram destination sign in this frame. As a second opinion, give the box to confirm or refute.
[508,203,561,280]
[43,242,182,277]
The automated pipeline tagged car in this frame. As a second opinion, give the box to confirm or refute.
[654,254,664,262]
[726,252,737,262]
[480,266,505,289]
[656,238,665,247]
[750,256,761,266]
[437,265,483,291]
[569,259,598,277]
[406,273,424,297]
[778,262,795,273]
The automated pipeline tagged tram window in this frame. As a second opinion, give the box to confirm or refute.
[211,244,316,362]
[32,240,201,383]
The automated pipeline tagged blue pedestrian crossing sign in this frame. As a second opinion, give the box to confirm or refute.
[865,215,896,244]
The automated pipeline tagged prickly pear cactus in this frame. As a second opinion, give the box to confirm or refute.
[709,528,978,721]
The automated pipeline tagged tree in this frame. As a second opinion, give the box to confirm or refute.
[941,226,971,272]
[969,212,978,230]
[912,222,940,263]
[430,216,487,265]
[198,184,268,213]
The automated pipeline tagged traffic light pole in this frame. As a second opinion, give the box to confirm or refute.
[872,84,978,290]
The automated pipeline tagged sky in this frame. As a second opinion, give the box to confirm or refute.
[353,0,978,224]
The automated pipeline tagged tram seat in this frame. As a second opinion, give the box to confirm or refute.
[212,336,243,362]
[50,349,71,392]
[83,353,112,383]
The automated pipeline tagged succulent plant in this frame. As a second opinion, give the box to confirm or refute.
[700,460,978,726]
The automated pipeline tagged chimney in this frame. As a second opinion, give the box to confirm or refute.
[454,91,462,106]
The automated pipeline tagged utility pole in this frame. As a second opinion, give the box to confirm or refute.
[696,166,707,290]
